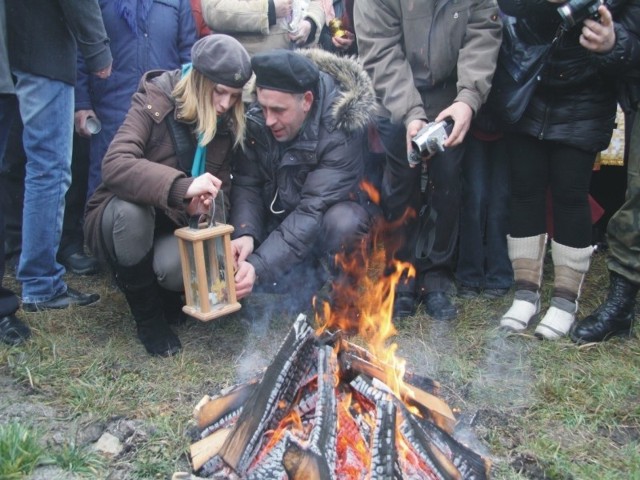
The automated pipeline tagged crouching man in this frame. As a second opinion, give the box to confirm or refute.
[232,49,377,309]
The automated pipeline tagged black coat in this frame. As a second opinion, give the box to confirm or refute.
[230,49,376,284]
[6,0,112,86]
[498,0,640,152]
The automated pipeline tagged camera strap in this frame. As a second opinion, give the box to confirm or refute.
[414,201,437,261]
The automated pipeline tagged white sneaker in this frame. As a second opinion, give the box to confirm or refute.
[500,298,540,332]
[534,306,575,340]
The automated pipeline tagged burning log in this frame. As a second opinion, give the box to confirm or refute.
[339,347,456,433]
[194,382,257,430]
[186,315,491,479]
[218,314,316,473]
[190,428,231,472]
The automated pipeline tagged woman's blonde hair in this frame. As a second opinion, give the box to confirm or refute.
[172,68,246,148]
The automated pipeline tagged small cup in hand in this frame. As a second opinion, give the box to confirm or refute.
[85,116,102,135]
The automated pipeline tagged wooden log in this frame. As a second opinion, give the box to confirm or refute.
[190,427,231,472]
[194,382,257,430]
[339,340,440,395]
[340,351,456,433]
[410,413,490,480]
[370,395,397,480]
[282,440,332,480]
[219,314,315,473]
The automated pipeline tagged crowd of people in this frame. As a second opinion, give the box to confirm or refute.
[1,0,638,356]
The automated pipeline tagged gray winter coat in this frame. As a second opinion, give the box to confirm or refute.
[230,49,376,284]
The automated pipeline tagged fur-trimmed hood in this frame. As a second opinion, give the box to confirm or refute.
[297,48,378,132]
[245,48,378,133]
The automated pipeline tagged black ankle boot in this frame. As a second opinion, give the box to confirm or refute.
[571,271,638,344]
[114,252,181,357]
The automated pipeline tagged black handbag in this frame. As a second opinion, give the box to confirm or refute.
[487,16,563,125]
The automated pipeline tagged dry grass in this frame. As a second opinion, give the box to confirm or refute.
[1,251,639,479]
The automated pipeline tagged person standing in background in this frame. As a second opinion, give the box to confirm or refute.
[497,0,640,340]
[456,107,513,300]
[190,0,213,37]
[201,0,325,56]
[75,0,197,203]
[3,0,112,311]
[0,0,30,345]
[354,0,502,321]
[572,108,640,344]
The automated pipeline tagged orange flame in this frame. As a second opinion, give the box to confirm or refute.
[315,182,416,399]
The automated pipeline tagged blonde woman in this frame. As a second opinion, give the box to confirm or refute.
[84,35,251,357]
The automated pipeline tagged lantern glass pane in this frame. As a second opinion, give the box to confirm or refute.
[185,242,199,309]
[203,236,229,310]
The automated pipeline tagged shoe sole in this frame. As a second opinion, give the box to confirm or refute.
[499,312,540,333]
[570,328,634,345]
[22,297,100,312]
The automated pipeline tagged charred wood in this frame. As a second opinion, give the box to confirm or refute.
[219,314,315,473]
[194,382,257,430]
[371,394,398,480]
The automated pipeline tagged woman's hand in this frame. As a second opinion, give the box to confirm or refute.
[581,5,615,53]
[185,173,222,216]
[332,31,355,51]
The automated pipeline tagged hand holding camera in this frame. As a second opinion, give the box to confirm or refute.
[408,118,454,167]
[556,0,603,28]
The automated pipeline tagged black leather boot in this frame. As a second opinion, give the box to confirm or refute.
[571,271,638,344]
[113,251,181,356]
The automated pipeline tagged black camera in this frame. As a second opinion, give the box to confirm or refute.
[557,0,603,28]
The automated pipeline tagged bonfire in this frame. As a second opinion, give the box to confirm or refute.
[182,208,491,479]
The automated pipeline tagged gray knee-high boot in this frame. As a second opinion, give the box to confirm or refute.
[534,240,594,340]
[500,234,548,332]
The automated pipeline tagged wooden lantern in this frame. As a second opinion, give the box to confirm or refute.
[175,218,240,321]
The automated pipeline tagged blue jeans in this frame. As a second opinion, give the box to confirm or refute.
[11,70,73,303]
[456,135,512,289]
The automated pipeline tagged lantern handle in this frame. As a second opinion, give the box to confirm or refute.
[188,195,217,229]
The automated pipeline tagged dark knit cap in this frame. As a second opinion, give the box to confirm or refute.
[252,49,319,93]
[191,34,251,88]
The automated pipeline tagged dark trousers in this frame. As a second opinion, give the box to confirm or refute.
[256,200,375,300]
[506,133,595,248]
[376,117,464,293]
[456,135,512,289]
[0,94,20,317]
[0,115,90,261]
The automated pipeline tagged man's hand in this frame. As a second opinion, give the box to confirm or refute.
[231,235,254,266]
[405,119,428,165]
[289,19,312,45]
[74,109,97,137]
[581,5,615,53]
[274,0,292,19]
[436,102,472,147]
[234,260,256,299]
[185,173,222,216]
[92,63,112,79]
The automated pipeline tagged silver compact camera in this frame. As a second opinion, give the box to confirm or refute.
[408,119,454,167]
